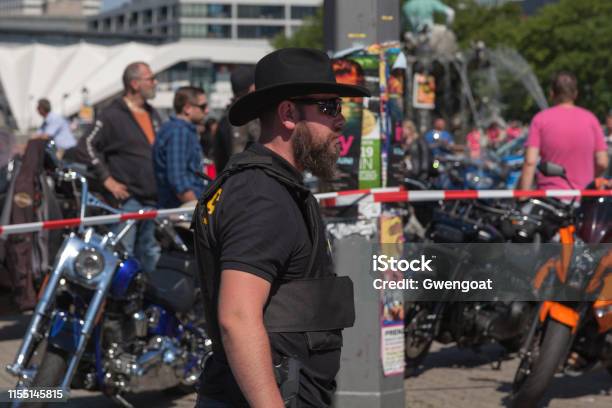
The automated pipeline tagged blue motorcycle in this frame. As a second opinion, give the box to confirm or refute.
[6,164,211,407]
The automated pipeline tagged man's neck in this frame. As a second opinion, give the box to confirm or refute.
[176,113,190,123]
[262,139,302,172]
[555,98,575,108]
[124,93,146,111]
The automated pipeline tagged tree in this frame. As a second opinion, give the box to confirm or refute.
[441,0,611,119]
[271,8,324,50]
[518,0,612,118]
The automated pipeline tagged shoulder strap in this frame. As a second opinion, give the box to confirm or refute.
[194,149,320,277]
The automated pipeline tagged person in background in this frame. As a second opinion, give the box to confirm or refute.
[519,71,608,191]
[424,117,455,156]
[34,98,77,154]
[466,126,483,158]
[213,66,259,172]
[506,120,523,142]
[401,119,431,181]
[74,61,161,273]
[604,109,612,177]
[485,119,505,148]
[200,117,219,158]
[153,86,209,209]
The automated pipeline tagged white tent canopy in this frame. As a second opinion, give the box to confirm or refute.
[0,40,271,133]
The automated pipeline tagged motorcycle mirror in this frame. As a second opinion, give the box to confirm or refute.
[537,161,566,178]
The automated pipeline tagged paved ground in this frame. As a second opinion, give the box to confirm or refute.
[405,343,612,408]
[0,306,610,408]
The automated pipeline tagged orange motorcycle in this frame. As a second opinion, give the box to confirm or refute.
[511,164,612,408]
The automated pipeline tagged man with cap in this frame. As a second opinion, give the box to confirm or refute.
[212,66,259,172]
[192,48,369,407]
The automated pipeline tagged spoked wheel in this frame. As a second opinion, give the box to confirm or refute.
[405,304,434,374]
[511,319,572,408]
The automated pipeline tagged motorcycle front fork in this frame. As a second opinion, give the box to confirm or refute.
[518,303,585,370]
[7,258,115,395]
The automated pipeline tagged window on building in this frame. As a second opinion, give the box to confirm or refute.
[237,25,284,39]
[208,4,231,18]
[103,18,111,31]
[144,9,153,25]
[129,11,138,27]
[237,5,284,19]
[90,20,99,31]
[117,15,125,29]
[290,6,318,20]
[159,6,168,21]
[180,3,231,18]
[180,24,231,38]
[207,24,231,38]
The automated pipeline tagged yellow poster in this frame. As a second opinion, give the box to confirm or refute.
[412,73,436,109]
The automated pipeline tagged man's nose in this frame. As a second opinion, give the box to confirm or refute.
[335,113,346,131]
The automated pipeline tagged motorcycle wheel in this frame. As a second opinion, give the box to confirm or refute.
[21,347,68,408]
[511,319,572,408]
[404,306,433,374]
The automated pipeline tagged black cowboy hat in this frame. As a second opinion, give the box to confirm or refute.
[228,48,371,126]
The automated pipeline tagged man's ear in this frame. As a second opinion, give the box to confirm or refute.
[278,100,298,131]
[184,103,192,117]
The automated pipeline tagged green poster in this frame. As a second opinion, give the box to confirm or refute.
[359,109,381,189]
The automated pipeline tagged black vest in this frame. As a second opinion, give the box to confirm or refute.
[192,147,355,357]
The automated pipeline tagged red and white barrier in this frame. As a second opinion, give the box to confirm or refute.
[0,208,191,237]
[1,188,611,236]
[316,188,612,207]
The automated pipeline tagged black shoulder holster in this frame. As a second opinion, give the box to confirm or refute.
[192,149,355,354]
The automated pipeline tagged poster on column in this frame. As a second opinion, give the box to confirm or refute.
[350,47,383,189]
[359,111,381,189]
[379,214,405,377]
[386,49,408,187]
[330,59,364,192]
[412,73,436,109]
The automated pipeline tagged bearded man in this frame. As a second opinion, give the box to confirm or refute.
[192,48,370,408]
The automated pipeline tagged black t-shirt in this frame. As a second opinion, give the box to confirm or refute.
[200,143,341,407]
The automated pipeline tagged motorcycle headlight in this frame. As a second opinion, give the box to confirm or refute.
[74,247,105,280]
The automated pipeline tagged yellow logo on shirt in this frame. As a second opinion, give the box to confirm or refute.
[207,188,223,216]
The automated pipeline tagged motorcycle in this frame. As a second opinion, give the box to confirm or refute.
[404,192,570,373]
[511,163,612,408]
[5,163,211,407]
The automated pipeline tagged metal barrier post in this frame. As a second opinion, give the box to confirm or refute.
[333,235,405,408]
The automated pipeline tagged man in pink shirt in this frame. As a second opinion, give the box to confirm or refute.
[519,72,608,191]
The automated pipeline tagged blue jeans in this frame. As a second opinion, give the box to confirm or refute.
[194,395,233,408]
[114,198,160,274]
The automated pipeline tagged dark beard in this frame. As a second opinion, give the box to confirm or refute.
[292,122,340,180]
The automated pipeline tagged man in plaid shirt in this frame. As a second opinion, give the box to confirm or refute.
[153,86,209,209]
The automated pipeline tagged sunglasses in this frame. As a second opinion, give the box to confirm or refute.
[196,102,208,111]
[291,98,343,117]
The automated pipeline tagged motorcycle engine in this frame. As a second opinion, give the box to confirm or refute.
[104,334,186,393]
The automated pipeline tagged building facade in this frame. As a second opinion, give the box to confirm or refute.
[88,0,320,41]
[0,0,101,16]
